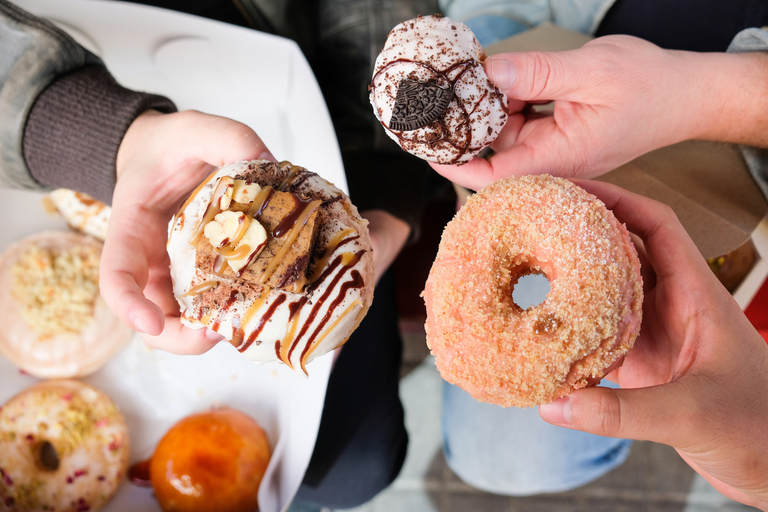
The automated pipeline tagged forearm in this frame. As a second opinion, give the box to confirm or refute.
[685,49,768,148]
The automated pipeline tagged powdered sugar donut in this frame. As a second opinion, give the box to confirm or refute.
[423,175,643,408]
[0,379,130,512]
[167,160,374,375]
[370,15,508,164]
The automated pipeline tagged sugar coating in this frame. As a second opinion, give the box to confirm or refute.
[423,175,643,408]
[0,380,129,512]
[370,15,508,164]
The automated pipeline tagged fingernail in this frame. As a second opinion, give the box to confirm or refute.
[258,150,276,162]
[205,328,224,342]
[540,397,571,425]
[488,58,517,90]
[132,314,150,335]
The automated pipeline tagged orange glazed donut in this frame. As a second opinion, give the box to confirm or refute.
[423,175,643,408]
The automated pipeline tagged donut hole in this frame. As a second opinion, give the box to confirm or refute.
[510,267,550,311]
[34,440,60,471]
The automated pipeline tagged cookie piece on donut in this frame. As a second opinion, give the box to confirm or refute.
[369,15,509,164]
[423,175,643,407]
[0,379,130,512]
[168,160,374,374]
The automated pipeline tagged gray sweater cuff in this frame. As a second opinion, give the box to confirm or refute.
[23,65,177,205]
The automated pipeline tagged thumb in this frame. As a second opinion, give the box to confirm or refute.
[539,384,689,446]
[485,52,584,102]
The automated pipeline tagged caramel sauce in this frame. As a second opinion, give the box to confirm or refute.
[534,314,561,335]
[287,251,366,363]
[181,280,219,298]
[214,244,252,260]
[273,194,314,238]
[189,176,234,244]
[277,165,302,191]
[235,294,287,360]
[246,186,275,219]
[300,299,363,374]
[308,229,357,283]
[259,199,322,285]
[235,286,271,352]
[128,459,152,487]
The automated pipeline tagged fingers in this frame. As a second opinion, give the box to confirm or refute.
[486,50,587,102]
[174,111,275,166]
[139,318,224,355]
[539,384,688,447]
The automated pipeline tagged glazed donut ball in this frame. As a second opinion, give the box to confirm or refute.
[167,160,374,374]
[423,175,643,408]
[149,408,271,512]
[370,15,508,164]
[0,380,130,512]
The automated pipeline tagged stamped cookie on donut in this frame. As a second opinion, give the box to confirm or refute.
[167,160,374,374]
[423,175,643,408]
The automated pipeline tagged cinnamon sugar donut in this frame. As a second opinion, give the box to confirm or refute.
[423,175,643,408]
[0,379,130,512]
[167,160,374,375]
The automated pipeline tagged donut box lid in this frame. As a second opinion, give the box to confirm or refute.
[488,24,768,307]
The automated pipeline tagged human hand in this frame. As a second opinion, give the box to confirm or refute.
[100,110,274,354]
[539,180,768,510]
[362,209,411,285]
[432,35,768,191]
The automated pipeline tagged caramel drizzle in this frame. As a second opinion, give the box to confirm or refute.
[300,299,363,374]
[235,285,272,352]
[308,228,357,283]
[170,170,220,246]
[276,296,309,369]
[189,176,234,244]
[287,251,366,363]
[277,164,302,191]
[180,280,219,297]
[246,186,275,219]
[259,199,322,285]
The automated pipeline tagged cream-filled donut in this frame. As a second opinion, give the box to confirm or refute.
[0,231,134,378]
[423,175,643,407]
[0,380,130,512]
[167,160,374,374]
[370,15,508,164]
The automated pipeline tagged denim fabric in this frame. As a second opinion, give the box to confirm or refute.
[442,381,632,495]
[439,0,617,46]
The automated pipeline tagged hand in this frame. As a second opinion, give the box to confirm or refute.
[362,209,410,285]
[100,110,274,354]
[539,180,768,510]
[432,35,768,191]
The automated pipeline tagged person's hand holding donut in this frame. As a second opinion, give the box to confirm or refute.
[539,180,768,510]
[431,35,768,191]
[100,109,274,354]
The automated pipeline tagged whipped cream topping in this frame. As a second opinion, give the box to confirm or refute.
[167,161,374,375]
[370,15,508,164]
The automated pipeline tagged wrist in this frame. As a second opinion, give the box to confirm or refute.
[684,51,768,146]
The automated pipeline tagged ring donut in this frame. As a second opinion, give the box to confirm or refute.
[0,379,130,512]
[167,160,374,374]
[423,175,643,407]
[0,231,134,378]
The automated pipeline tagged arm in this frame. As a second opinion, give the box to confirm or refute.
[539,180,768,510]
[430,32,768,191]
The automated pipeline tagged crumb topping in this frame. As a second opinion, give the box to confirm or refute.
[11,244,100,337]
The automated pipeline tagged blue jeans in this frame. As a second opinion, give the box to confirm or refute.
[442,381,632,495]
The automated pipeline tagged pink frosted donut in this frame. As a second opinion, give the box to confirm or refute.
[423,175,643,408]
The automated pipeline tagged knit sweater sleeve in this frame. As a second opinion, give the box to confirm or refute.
[23,65,176,205]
